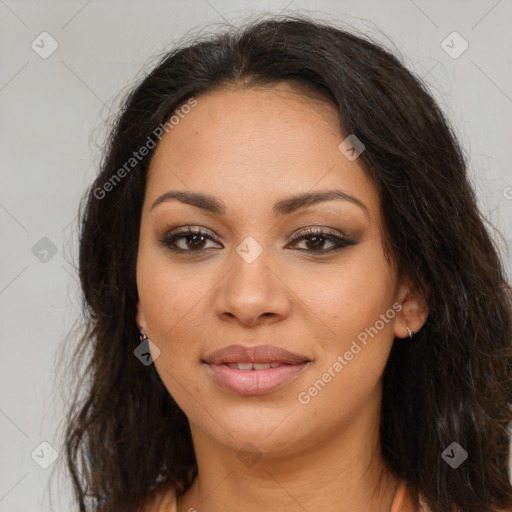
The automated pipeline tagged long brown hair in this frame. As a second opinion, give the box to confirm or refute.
[61,14,512,512]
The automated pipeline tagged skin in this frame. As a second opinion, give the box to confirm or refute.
[136,83,429,512]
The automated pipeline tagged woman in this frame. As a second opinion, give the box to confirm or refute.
[63,14,512,512]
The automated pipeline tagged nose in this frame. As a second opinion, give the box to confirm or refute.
[214,243,292,327]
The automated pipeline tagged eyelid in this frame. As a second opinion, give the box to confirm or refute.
[159,223,349,239]
[159,224,219,240]
[157,223,356,255]
[287,225,350,241]
[157,225,222,249]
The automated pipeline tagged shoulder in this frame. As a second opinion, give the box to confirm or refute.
[390,480,413,512]
[140,484,178,512]
[392,481,512,512]
[391,480,431,512]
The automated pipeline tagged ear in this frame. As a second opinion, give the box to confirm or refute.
[136,300,148,335]
[393,273,429,338]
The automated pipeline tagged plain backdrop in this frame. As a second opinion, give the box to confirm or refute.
[1,1,511,510]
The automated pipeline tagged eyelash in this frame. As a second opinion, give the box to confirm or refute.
[158,225,356,255]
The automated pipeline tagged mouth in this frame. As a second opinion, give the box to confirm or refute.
[202,344,311,396]
[225,362,287,370]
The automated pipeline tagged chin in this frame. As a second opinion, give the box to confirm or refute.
[196,409,311,456]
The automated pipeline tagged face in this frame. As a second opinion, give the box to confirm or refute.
[136,83,426,458]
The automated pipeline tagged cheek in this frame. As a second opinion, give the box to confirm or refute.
[137,254,205,404]
[136,242,206,339]
[290,242,396,353]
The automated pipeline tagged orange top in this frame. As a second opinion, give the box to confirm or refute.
[391,480,425,512]
[142,480,428,512]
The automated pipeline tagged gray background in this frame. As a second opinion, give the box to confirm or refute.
[1,1,511,510]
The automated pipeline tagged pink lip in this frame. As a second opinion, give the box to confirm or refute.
[203,344,310,396]
[203,344,310,365]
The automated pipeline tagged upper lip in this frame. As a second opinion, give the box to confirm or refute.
[203,344,310,365]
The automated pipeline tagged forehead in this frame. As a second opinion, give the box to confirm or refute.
[145,84,380,220]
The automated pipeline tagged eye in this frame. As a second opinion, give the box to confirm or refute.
[286,227,356,253]
[158,225,356,255]
[158,226,221,253]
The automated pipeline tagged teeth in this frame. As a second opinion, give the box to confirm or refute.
[237,363,253,370]
[253,363,271,370]
[225,362,283,370]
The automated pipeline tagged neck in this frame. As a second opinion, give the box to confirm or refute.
[177,387,399,512]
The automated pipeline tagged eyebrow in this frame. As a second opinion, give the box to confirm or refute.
[150,188,369,219]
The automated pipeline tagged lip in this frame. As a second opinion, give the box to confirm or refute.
[203,344,311,396]
[203,344,310,365]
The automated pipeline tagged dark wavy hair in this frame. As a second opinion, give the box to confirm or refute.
[61,13,512,512]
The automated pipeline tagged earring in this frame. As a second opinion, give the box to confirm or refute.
[406,325,413,339]
[139,328,148,342]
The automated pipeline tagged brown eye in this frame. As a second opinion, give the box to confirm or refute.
[158,226,356,255]
[287,227,356,253]
[159,226,221,253]
[179,233,208,250]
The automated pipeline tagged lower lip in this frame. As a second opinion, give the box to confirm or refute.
[205,363,308,395]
